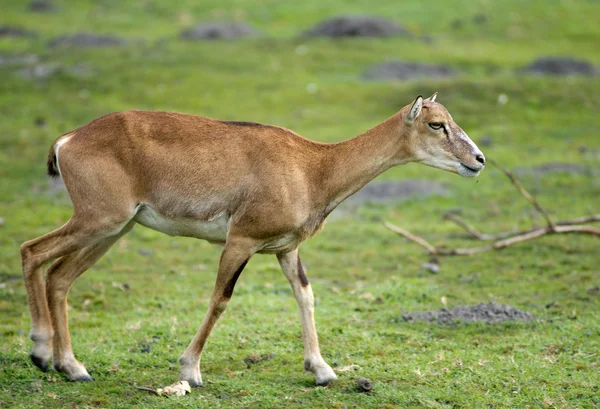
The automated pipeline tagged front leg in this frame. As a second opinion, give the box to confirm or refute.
[277,249,337,386]
[179,236,257,387]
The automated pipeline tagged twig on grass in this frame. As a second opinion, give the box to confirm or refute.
[384,162,600,256]
[443,212,600,242]
[135,385,159,395]
[489,159,556,230]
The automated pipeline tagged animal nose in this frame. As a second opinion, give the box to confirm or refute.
[475,154,485,166]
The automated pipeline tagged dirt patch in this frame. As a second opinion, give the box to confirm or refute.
[344,180,448,206]
[401,302,533,324]
[362,61,455,81]
[180,22,258,40]
[0,53,39,67]
[0,26,37,38]
[48,32,129,48]
[523,57,597,76]
[303,16,407,38]
[244,353,275,368]
[29,0,56,12]
[515,162,597,177]
[16,62,92,80]
[16,63,60,79]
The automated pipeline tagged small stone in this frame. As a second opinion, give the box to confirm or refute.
[421,262,440,274]
[244,354,260,368]
[137,248,153,256]
[260,353,275,361]
[0,217,4,227]
[357,377,373,392]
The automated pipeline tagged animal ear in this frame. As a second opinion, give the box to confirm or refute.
[405,95,423,124]
[425,92,437,102]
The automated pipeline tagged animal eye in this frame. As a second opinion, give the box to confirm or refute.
[429,122,443,130]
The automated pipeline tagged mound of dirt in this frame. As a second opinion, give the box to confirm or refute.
[48,32,129,48]
[523,57,597,76]
[0,25,37,38]
[345,180,448,205]
[180,22,258,40]
[16,63,60,80]
[16,62,92,80]
[402,302,533,324]
[303,16,407,38]
[0,53,39,67]
[29,0,56,12]
[363,61,455,81]
[515,162,597,177]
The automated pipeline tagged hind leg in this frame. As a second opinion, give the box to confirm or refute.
[46,221,135,381]
[21,214,133,373]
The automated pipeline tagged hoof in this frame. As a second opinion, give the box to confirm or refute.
[187,380,203,388]
[179,356,203,387]
[305,357,337,386]
[30,354,50,372]
[54,360,93,382]
[70,374,95,382]
[315,370,337,386]
[179,372,203,388]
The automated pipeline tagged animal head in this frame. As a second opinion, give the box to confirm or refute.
[402,93,485,177]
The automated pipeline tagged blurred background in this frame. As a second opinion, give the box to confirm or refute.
[0,1,598,408]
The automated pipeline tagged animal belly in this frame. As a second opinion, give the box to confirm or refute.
[134,207,229,242]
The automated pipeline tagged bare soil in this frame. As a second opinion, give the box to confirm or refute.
[180,22,258,40]
[48,33,129,48]
[515,162,597,177]
[362,61,455,81]
[523,57,597,76]
[345,180,449,205]
[29,0,56,12]
[0,26,37,38]
[401,302,533,324]
[303,16,407,38]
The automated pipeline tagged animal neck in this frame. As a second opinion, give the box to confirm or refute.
[317,112,413,212]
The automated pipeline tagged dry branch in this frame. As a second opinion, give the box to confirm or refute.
[384,162,600,256]
[443,212,600,241]
[489,160,556,230]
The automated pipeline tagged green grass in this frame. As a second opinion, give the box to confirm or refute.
[1,0,599,408]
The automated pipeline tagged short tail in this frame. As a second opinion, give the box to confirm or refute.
[47,141,59,178]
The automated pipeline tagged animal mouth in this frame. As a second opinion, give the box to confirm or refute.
[460,163,482,173]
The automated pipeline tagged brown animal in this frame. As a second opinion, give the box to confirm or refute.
[21,93,484,386]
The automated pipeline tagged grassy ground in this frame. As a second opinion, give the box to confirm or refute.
[1,1,599,408]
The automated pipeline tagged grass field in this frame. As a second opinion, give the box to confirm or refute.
[1,1,599,408]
